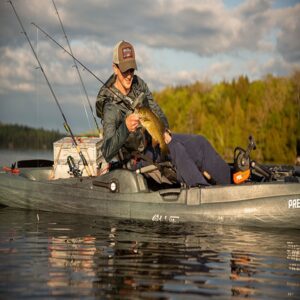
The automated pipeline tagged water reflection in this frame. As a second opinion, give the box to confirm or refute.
[230,252,256,297]
[287,241,300,271]
[48,236,97,289]
[0,208,300,299]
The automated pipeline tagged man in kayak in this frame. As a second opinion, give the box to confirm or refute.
[96,40,231,186]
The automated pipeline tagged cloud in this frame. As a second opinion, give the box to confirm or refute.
[0,46,35,93]
[2,1,299,61]
[275,4,300,63]
[0,1,269,52]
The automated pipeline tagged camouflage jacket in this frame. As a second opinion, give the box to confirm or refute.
[96,74,169,162]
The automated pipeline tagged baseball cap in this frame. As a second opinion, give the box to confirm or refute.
[113,40,137,73]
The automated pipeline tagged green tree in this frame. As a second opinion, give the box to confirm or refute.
[154,72,299,164]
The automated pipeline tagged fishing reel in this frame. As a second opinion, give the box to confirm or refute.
[67,155,82,178]
[233,136,273,183]
[233,135,256,184]
[234,135,256,173]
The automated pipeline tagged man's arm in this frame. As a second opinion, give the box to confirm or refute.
[101,103,129,161]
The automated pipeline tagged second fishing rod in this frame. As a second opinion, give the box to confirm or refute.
[51,0,101,136]
[9,0,93,177]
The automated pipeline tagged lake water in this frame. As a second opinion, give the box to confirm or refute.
[0,150,300,299]
[0,208,299,299]
[0,148,53,167]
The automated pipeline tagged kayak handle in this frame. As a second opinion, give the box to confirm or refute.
[159,189,181,201]
[92,179,119,193]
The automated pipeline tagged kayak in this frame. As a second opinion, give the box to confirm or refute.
[0,159,299,229]
[5,2,299,229]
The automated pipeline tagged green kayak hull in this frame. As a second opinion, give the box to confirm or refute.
[0,168,299,228]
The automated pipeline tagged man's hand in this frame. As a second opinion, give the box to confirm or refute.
[125,113,140,132]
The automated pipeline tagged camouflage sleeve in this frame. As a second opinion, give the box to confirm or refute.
[95,75,116,120]
[101,102,129,162]
[95,86,109,120]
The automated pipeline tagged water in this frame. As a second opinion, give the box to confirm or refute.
[0,148,53,167]
[0,149,300,299]
[0,207,299,300]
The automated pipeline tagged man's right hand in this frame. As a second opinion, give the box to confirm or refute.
[125,113,140,132]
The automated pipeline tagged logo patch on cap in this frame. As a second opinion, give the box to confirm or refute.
[122,47,133,59]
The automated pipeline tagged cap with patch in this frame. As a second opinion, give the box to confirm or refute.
[113,40,137,73]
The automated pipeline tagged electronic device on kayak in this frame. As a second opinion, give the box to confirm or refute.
[233,135,273,184]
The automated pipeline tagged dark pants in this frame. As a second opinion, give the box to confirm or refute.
[167,134,231,186]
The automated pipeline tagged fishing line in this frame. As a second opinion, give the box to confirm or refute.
[9,0,93,177]
[52,0,101,135]
[35,26,41,150]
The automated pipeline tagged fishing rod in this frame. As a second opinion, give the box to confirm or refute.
[31,22,131,108]
[51,0,101,136]
[9,0,93,177]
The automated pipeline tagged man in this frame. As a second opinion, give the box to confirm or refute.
[96,40,231,186]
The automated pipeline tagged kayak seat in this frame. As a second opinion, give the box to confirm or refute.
[17,159,54,168]
[93,169,149,193]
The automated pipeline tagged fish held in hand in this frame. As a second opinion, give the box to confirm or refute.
[135,107,169,157]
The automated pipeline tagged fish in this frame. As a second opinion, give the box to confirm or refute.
[135,107,169,157]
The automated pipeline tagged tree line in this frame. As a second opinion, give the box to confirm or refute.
[154,71,300,164]
[0,123,64,150]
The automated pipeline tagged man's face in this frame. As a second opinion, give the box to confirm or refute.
[114,64,135,92]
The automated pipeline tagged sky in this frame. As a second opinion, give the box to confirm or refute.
[0,0,299,134]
